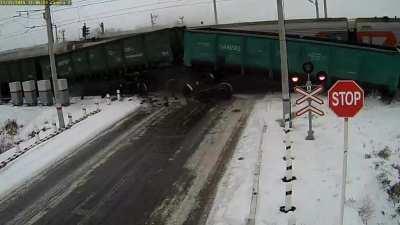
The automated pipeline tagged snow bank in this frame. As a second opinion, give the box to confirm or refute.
[0,96,141,199]
[207,94,400,225]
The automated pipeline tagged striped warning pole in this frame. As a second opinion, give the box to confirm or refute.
[117,89,121,101]
[106,94,111,105]
[52,121,57,133]
[35,128,40,144]
[280,112,296,220]
[68,113,73,127]
[95,100,101,112]
[15,140,20,152]
[82,104,87,118]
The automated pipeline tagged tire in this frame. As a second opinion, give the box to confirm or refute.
[217,82,233,99]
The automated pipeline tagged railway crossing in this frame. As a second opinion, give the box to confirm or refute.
[294,85,324,117]
[294,84,324,140]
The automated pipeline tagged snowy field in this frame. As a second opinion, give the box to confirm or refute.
[207,94,400,225]
[0,96,141,199]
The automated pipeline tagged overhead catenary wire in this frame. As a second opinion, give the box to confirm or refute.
[56,0,233,26]
[53,0,214,24]
[0,0,117,24]
[0,0,206,30]
[0,0,182,23]
[0,0,232,41]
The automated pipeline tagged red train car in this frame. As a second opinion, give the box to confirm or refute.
[354,17,400,48]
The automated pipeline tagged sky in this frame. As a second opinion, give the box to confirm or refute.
[0,0,399,51]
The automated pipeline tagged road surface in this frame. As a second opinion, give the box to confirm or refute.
[0,97,251,225]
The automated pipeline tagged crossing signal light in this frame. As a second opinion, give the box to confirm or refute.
[82,23,90,39]
[317,71,327,81]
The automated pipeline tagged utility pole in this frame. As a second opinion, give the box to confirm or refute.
[100,22,105,35]
[54,24,58,44]
[323,0,328,18]
[178,16,184,25]
[61,29,66,42]
[277,0,292,127]
[82,23,90,40]
[307,0,320,19]
[44,3,65,129]
[150,13,158,26]
[212,0,219,25]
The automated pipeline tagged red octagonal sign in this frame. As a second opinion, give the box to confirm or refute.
[328,80,364,118]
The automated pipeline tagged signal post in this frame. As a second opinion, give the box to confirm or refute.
[328,80,365,225]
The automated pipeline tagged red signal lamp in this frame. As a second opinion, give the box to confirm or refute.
[317,71,327,82]
[291,76,299,83]
[318,75,326,81]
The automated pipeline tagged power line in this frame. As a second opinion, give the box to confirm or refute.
[0,0,233,41]
[0,0,187,24]
[0,0,117,24]
[0,26,45,41]
[54,0,200,23]
[56,0,230,26]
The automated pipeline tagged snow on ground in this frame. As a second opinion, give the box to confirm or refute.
[0,96,141,199]
[207,94,400,225]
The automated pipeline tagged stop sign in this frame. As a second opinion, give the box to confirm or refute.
[328,80,364,118]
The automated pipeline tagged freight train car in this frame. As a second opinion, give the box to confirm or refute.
[184,28,400,94]
[0,27,184,98]
[206,17,400,48]
[206,18,350,42]
[354,17,400,48]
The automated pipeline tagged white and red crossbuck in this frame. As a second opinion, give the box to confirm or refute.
[295,85,324,117]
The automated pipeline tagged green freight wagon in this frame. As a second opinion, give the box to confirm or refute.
[0,63,10,83]
[0,63,10,97]
[144,29,174,67]
[184,29,400,93]
[168,27,185,63]
[56,53,74,80]
[71,50,90,79]
[105,40,124,71]
[38,56,52,80]
[20,58,38,81]
[8,61,23,82]
[123,35,147,70]
[87,45,108,76]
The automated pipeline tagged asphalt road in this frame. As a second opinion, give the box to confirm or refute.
[0,99,225,225]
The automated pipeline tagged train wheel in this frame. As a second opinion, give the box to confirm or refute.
[217,82,233,99]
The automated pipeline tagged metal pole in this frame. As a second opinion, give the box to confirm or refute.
[339,118,349,225]
[54,24,58,44]
[306,101,314,139]
[323,0,328,18]
[62,29,65,42]
[212,0,219,25]
[305,74,314,140]
[277,0,292,128]
[44,3,65,129]
[315,0,320,18]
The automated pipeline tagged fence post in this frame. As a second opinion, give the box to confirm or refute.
[35,128,40,144]
[117,89,121,101]
[95,100,100,112]
[52,121,57,133]
[68,113,73,127]
[82,104,87,118]
[106,94,111,105]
